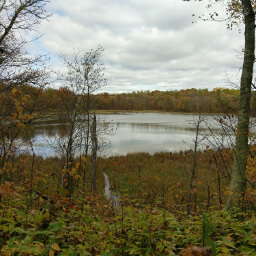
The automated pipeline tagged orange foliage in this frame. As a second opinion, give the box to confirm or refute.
[179,246,212,256]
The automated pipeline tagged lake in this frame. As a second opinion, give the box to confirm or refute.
[99,113,203,156]
[18,112,236,157]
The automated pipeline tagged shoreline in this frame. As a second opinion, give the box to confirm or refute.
[33,110,227,121]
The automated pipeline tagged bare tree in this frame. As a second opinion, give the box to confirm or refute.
[0,0,50,184]
[187,114,205,215]
[56,46,109,193]
[0,0,50,85]
[0,0,49,44]
[91,112,98,191]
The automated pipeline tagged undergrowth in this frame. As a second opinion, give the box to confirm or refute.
[0,193,256,255]
[0,151,256,255]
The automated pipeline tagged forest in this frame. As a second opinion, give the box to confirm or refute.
[12,84,256,114]
[1,0,256,256]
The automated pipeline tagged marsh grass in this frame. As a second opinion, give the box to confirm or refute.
[96,150,233,213]
[5,149,232,213]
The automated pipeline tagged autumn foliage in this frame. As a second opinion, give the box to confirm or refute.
[9,85,255,115]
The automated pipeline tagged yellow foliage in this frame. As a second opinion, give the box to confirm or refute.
[70,167,76,176]
[26,114,34,120]
[15,100,20,106]
[16,106,23,114]
[81,156,87,163]
[225,189,233,196]
[18,113,25,120]
[154,176,160,181]
[11,113,17,119]
[49,251,55,256]
[51,243,60,251]
[12,88,21,97]
[22,96,29,102]
[17,123,25,128]
[74,175,81,181]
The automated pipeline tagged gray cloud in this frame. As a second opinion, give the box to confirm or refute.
[35,0,244,93]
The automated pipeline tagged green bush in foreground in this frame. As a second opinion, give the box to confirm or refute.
[0,200,256,255]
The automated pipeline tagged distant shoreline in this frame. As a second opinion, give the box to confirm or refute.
[39,109,228,117]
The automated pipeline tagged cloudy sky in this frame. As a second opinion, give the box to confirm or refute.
[31,0,244,93]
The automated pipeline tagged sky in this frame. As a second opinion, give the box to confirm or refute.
[31,0,244,93]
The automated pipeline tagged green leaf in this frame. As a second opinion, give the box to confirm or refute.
[13,208,25,217]
[57,187,70,196]
[222,238,237,250]
[49,222,64,231]
[24,235,32,243]
[219,247,231,254]
[34,230,53,235]
[81,252,92,256]
[18,244,30,250]
[209,240,217,256]
[156,241,164,252]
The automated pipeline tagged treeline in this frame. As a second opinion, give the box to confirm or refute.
[11,84,256,115]
[94,88,241,113]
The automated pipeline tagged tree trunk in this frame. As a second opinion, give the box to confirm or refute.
[91,112,98,191]
[226,0,255,210]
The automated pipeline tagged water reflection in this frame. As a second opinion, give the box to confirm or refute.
[116,122,197,132]
[16,113,240,157]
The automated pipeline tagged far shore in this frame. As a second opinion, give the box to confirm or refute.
[33,109,227,123]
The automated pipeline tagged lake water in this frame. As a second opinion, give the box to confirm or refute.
[18,112,234,157]
[99,113,202,156]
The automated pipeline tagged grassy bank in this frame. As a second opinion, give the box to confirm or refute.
[5,150,234,211]
[98,150,234,210]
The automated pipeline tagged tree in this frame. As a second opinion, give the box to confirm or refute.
[187,114,205,215]
[91,112,98,191]
[56,46,109,193]
[184,0,255,209]
[226,0,255,209]
[0,0,50,184]
[0,0,49,43]
[0,0,50,85]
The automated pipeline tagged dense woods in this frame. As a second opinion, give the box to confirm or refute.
[10,84,256,115]
[93,88,241,113]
